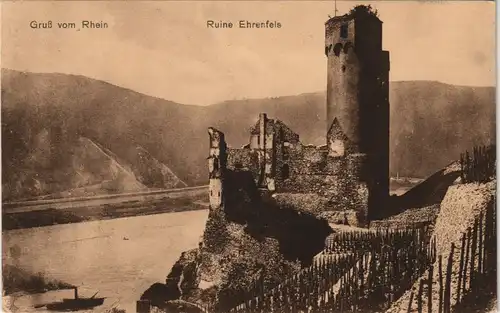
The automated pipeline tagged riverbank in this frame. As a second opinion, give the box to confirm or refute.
[3,264,75,296]
[3,210,209,313]
[3,192,209,230]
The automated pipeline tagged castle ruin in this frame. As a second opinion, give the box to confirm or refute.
[208,6,390,226]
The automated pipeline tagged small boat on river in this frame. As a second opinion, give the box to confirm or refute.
[43,287,105,311]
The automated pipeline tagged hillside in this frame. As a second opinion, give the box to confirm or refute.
[209,82,495,177]
[1,67,190,200]
[1,69,495,201]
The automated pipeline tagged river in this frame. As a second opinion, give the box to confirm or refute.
[2,210,209,313]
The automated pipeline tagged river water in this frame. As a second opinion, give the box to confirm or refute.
[2,210,209,313]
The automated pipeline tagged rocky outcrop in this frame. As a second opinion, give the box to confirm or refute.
[141,168,333,312]
[163,300,208,313]
[141,248,201,307]
[386,181,496,313]
[141,283,172,308]
[199,226,302,312]
[432,180,495,256]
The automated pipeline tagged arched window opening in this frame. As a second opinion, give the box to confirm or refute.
[340,24,348,38]
[343,42,353,54]
[333,43,343,57]
[283,144,290,160]
[325,44,332,56]
[282,164,290,180]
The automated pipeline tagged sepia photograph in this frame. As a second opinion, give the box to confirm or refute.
[1,1,497,313]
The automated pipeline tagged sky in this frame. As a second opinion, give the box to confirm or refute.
[1,1,496,105]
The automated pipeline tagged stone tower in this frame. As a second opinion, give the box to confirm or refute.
[325,6,390,220]
[256,113,276,191]
[208,127,227,210]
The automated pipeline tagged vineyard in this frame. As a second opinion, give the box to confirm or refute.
[136,146,496,313]
[399,198,496,313]
[230,227,436,313]
[460,144,496,184]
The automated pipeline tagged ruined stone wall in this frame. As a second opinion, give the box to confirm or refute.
[209,113,374,226]
[276,143,370,224]
[273,193,330,215]
[226,148,260,184]
[261,117,301,191]
[203,12,390,227]
[286,145,329,175]
[208,127,227,211]
[274,120,300,144]
[252,113,277,191]
[227,148,256,170]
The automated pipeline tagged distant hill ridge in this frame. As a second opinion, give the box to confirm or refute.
[1,68,495,201]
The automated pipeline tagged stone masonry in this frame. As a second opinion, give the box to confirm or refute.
[208,7,390,226]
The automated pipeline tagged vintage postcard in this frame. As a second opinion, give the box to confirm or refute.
[1,1,496,313]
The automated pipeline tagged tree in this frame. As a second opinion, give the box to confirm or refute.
[348,5,379,18]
